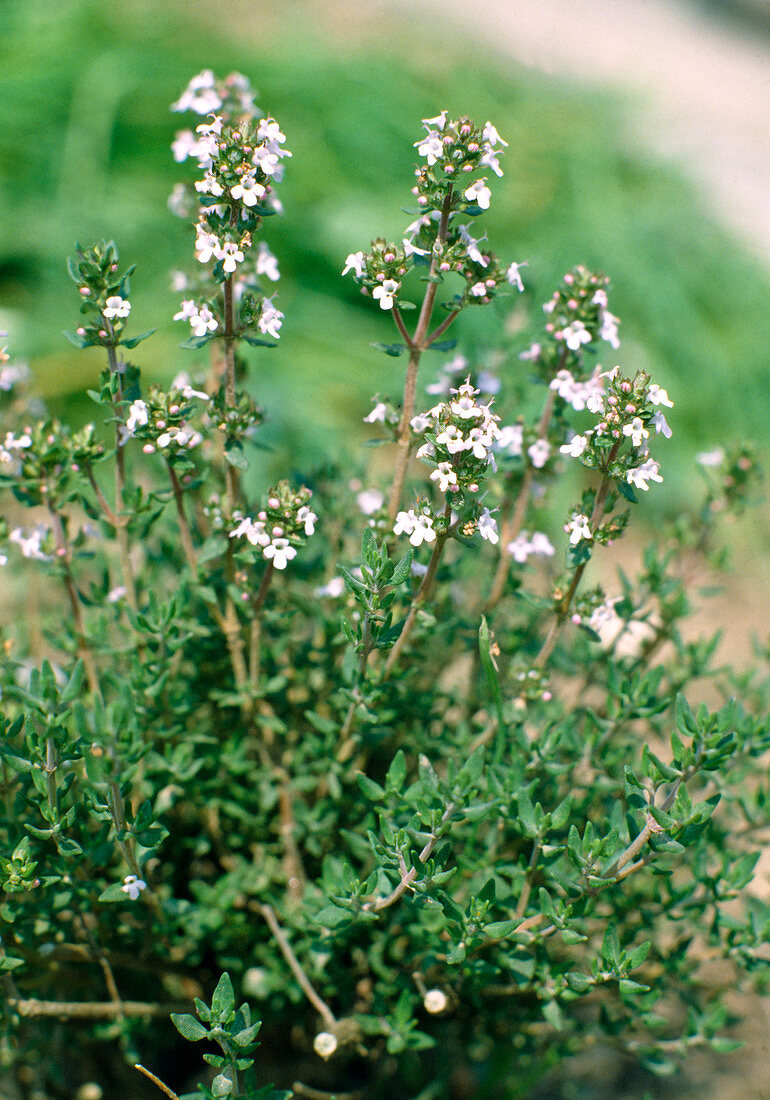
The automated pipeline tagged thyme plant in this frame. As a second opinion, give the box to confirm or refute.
[0,71,768,1100]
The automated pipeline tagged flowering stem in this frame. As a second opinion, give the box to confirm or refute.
[387,190,455,522]
[47,500,100,695]
[106,345,138,612]
[485,390,557,610]
[533,441,621,670]
[248,561,275,688]
[384,500,452,677]
[166,460,249,698]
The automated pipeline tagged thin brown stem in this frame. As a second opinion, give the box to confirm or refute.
[249,561,275,689]
[533,441,621,670]
[10,999,184,1018]
[47,500,100,695]
[424,307,461,348]
[107,346,139,611]
[387,190,455,521]
[486,390,557,611]
[364,801,456,912]
[257,904,337,1029]
[514,840,541,920]
[384,500,451,677]
[135,1065,182,1100]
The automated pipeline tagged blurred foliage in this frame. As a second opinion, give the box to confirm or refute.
[1,0,769,505]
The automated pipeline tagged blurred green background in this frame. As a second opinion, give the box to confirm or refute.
[1,0,769,508]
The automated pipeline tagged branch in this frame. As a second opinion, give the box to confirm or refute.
[257,904,337,1030]
[9,998,186,1019]
[134,1065,182,1100]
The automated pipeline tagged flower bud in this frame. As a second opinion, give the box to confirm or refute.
[423,988,448,1014]
[313,1031,338,1059]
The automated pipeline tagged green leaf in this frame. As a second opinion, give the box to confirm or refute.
[386,749,407,790]
[211,1073,233,1097]
[426,338,458,353]
[180,333,215,350]
[241,333,277,348]
[390,548,414,586]
[371,342,406,357]
[121,329,155,349]
[0,956,24,971]
[616,479,638,504]
[224,440,249,470]
[357,773,386,801]
[542,999,564,1030]
[211,972,235,1021]
[170,1013,209,1041]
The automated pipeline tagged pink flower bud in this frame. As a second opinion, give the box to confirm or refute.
[79,287,90,295]
[143,443,155,454]
[169,404,180,415]
[76,327,86,335]
[564,273,574,285]
[268,497,280,508]
[56,547,67,558]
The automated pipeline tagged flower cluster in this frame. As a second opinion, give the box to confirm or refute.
[172,70,288,342]
[415,379,501,494]
[118,380,208,454]
[343,113,524,316]
[393,506,437,548]
[230,481,317,570]
[557,367,673,494]
[506,530,555,564]
[63,241,148,351]
[412,112,507,212]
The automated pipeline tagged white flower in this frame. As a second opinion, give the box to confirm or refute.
[372,279,399,310]
[451,394,482,420]
[416,133,444,165]
[560,433,589,458]
[410,514,436,547]
[256,242,280,281]
[219,242,244,274]
[435,425,466,455]
[622,417,648,448]
[230,517,270,547]
[482,121,508,148]
[171,70,222,115]
[230,174,266,207]
[458,225,488,267]
[527,439,551,469]
[195,172,224,197]
[430,463,458,493]
[394,510,436,547]
[565,514,592,545]
[171,372,209,401]
[599,309,620,349]
[297,505,317,536]
[530,531,555,557]
[313,1032,338,1059]
[470,281,488,298]
[424,989,448,1014]
[258,298,284,339]
[264,538,297,570]
[314,576,345,599]
[356,489,384,515]
[171,129,198,162]
[9,526,52,561]
[195,230,220,264]
[410,411,432,432]
[118,399,150,446]
[626,459,663,491]
[562,320,591,351]
[506,262,526,292]
[648,383,673,408]
[478,508,499,544]
[652,411,672,438]
[107,586,127,603]
[463,178,491,209]
[173,299,197,323]
[495,424,524,456]
[102,296,130,320]
[696,447,724,467]
[403,237,430,259]
[364,402,388,424]
[393,510,416,538]
[422,111,448,131]
[342,251,366,277]
[480,148,504,177]
[121,874,147,901]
